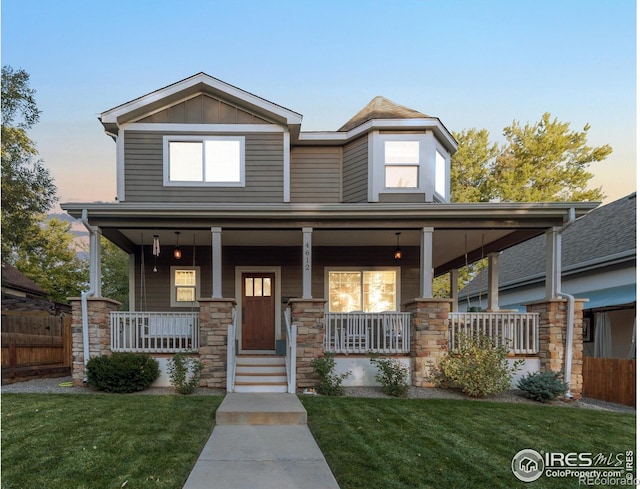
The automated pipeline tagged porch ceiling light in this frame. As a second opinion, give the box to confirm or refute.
[174,231,182,259]
[394,232,402,261]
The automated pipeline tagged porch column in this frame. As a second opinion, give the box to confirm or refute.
[69,297,121,385]
[211,227,223,298]
[450,269,459,312]
[199,298,236,388]
[302,227,313,299]
[419,227,434,298]
[404,298,452,387]
[487,252,500,311]
[289,298,326,388]
[545,227,562,300]
[526,298,585,399]
[88,224,102,297]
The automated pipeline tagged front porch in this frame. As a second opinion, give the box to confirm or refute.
[71,297,583,397]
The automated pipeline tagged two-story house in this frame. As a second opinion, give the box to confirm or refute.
[62,73,597,396]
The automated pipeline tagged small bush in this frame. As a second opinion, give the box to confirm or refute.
[310,353,350,396]
[86,352,159,393]
[167,353,205,395]
[430,332,523,398]
[370,356,410,397]
[517,371,568,402]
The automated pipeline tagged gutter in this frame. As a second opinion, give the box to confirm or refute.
[80,209,98,382]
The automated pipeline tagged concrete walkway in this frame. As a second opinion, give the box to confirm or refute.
[182,393,340,489]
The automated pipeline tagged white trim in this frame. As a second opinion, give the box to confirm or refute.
[283,132,291,202]
[116,128,125,201]
[100,73,303,125]
[420,227,434,298]
[235,266,282,352]
[162,135,246,187]
[324,266,402,312]
[368,131,376,202]
[170,266,201,308]
[211,227,223,298]
[121,122,284,133]
[433,138,451,203]
[298,119,458,153]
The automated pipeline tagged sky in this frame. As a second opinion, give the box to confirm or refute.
[2,0,636,207]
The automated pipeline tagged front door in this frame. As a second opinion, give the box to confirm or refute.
[242,273,276,350]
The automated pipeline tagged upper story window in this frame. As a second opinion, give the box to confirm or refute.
[371,132,450,203]
[384,141,419,188]
[163,135,245,187]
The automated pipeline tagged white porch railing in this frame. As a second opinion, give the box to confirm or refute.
[448,312,539,354]
[325,312,411,354]
[110,312,199,353]
[226,307,238,393]
[284,307,297,393]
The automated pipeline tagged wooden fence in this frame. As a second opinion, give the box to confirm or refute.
[582,357,636,407]
[1,314,72,384]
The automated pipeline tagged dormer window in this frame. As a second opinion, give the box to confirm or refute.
[163,135,245,187]
[384,141,419,188]
[371,132,450,203]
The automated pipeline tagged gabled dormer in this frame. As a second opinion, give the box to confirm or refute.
[99,73,302,203]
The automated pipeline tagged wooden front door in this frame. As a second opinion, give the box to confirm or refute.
[242,273,276,350]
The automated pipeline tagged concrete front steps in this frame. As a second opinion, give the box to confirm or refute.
[234,354,288,393]
[216,393,307,425]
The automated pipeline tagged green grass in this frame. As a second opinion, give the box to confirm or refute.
[301,396,636,489]
[2,394,635,489]
[1,394,223,489]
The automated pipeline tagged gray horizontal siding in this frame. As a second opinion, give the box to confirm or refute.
[133,245,419,312]
[124,131,284,203]
[342,136,368,202]
[290,147,341,203]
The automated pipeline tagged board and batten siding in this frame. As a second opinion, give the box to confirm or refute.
[290,147,342,203]
[342,136,369,202]
[123,131,284,203]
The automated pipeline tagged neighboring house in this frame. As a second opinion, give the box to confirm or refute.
[1,262,70,316]
[459,193,636,359]
[62,73,597,395]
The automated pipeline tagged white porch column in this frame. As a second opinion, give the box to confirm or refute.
[487,252,500,311]
[302,227,313,299]
[420,227,434,298]
[545,227,562,299]
[450,268,459,312]
[89,226,102,297]
[211,227,223,298]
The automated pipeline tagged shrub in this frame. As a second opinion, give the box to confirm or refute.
[430,332,523,398]
[86,353,159,393]
[167,353,205,395]
[370,356,410,397]
[310,353,350,396]
[517,370,568,402]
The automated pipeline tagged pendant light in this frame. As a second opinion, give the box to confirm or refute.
[394,232,403,260]
[174,231,182,259]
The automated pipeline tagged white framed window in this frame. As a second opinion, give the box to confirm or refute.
[163,135,245,186]
[435,149,446,197]
[326,268,400,313]
[384,140,419,188]
[170,266,201,307]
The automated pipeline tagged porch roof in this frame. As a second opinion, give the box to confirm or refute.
[62,201,598,275]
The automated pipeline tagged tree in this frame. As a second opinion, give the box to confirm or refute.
[491,113,609,202]
[438,113,611,297]
[13,216,87,303]
[450,113,610,203]
[101,237,129,309]
[1,66,57,259]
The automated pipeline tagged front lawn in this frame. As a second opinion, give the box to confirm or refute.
[1,394,223,489]
[301,396,636,489]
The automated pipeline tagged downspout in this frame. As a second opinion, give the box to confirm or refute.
[81,209,98,382]
[556,207,576,399]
